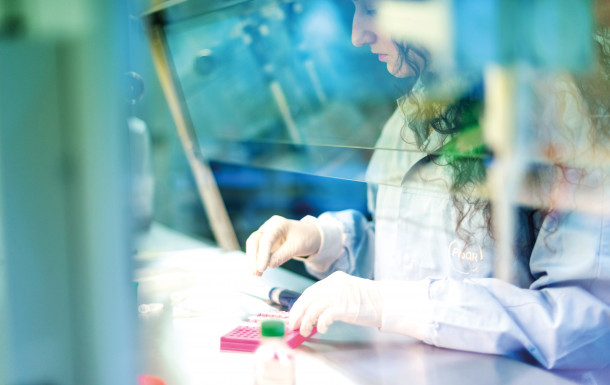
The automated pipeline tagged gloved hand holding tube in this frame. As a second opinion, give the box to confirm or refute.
[289,271,383,337]
[246,215,322,276]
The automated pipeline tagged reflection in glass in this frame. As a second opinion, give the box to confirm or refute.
[164,0,408,183]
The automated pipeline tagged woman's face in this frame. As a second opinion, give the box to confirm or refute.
[351,0,425,78]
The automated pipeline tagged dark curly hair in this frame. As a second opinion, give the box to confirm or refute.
[394,43,493,244]
[393,24,609,251]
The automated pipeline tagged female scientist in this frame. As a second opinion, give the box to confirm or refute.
[246,0,610,369]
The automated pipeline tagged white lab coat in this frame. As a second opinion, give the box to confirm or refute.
[302,77,610,369]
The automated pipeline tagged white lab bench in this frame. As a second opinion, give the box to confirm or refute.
[134,223,609,385]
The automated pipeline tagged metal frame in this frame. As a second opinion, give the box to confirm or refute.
[144,12,240,251]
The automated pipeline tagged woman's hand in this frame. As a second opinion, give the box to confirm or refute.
[289,271,383,337]
[246,215,321,276]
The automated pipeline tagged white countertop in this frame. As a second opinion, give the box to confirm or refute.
[133,223,609,385]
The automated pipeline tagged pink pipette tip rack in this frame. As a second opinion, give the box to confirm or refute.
[220,310,316,353]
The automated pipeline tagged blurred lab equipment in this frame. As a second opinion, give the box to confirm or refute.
[220,310,315,352]
[0,1,135,384]
[253,319,296,385]
[126,71,155,230]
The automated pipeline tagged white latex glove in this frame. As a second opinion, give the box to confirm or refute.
[289,271,383,337]
[246,215,321,276]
